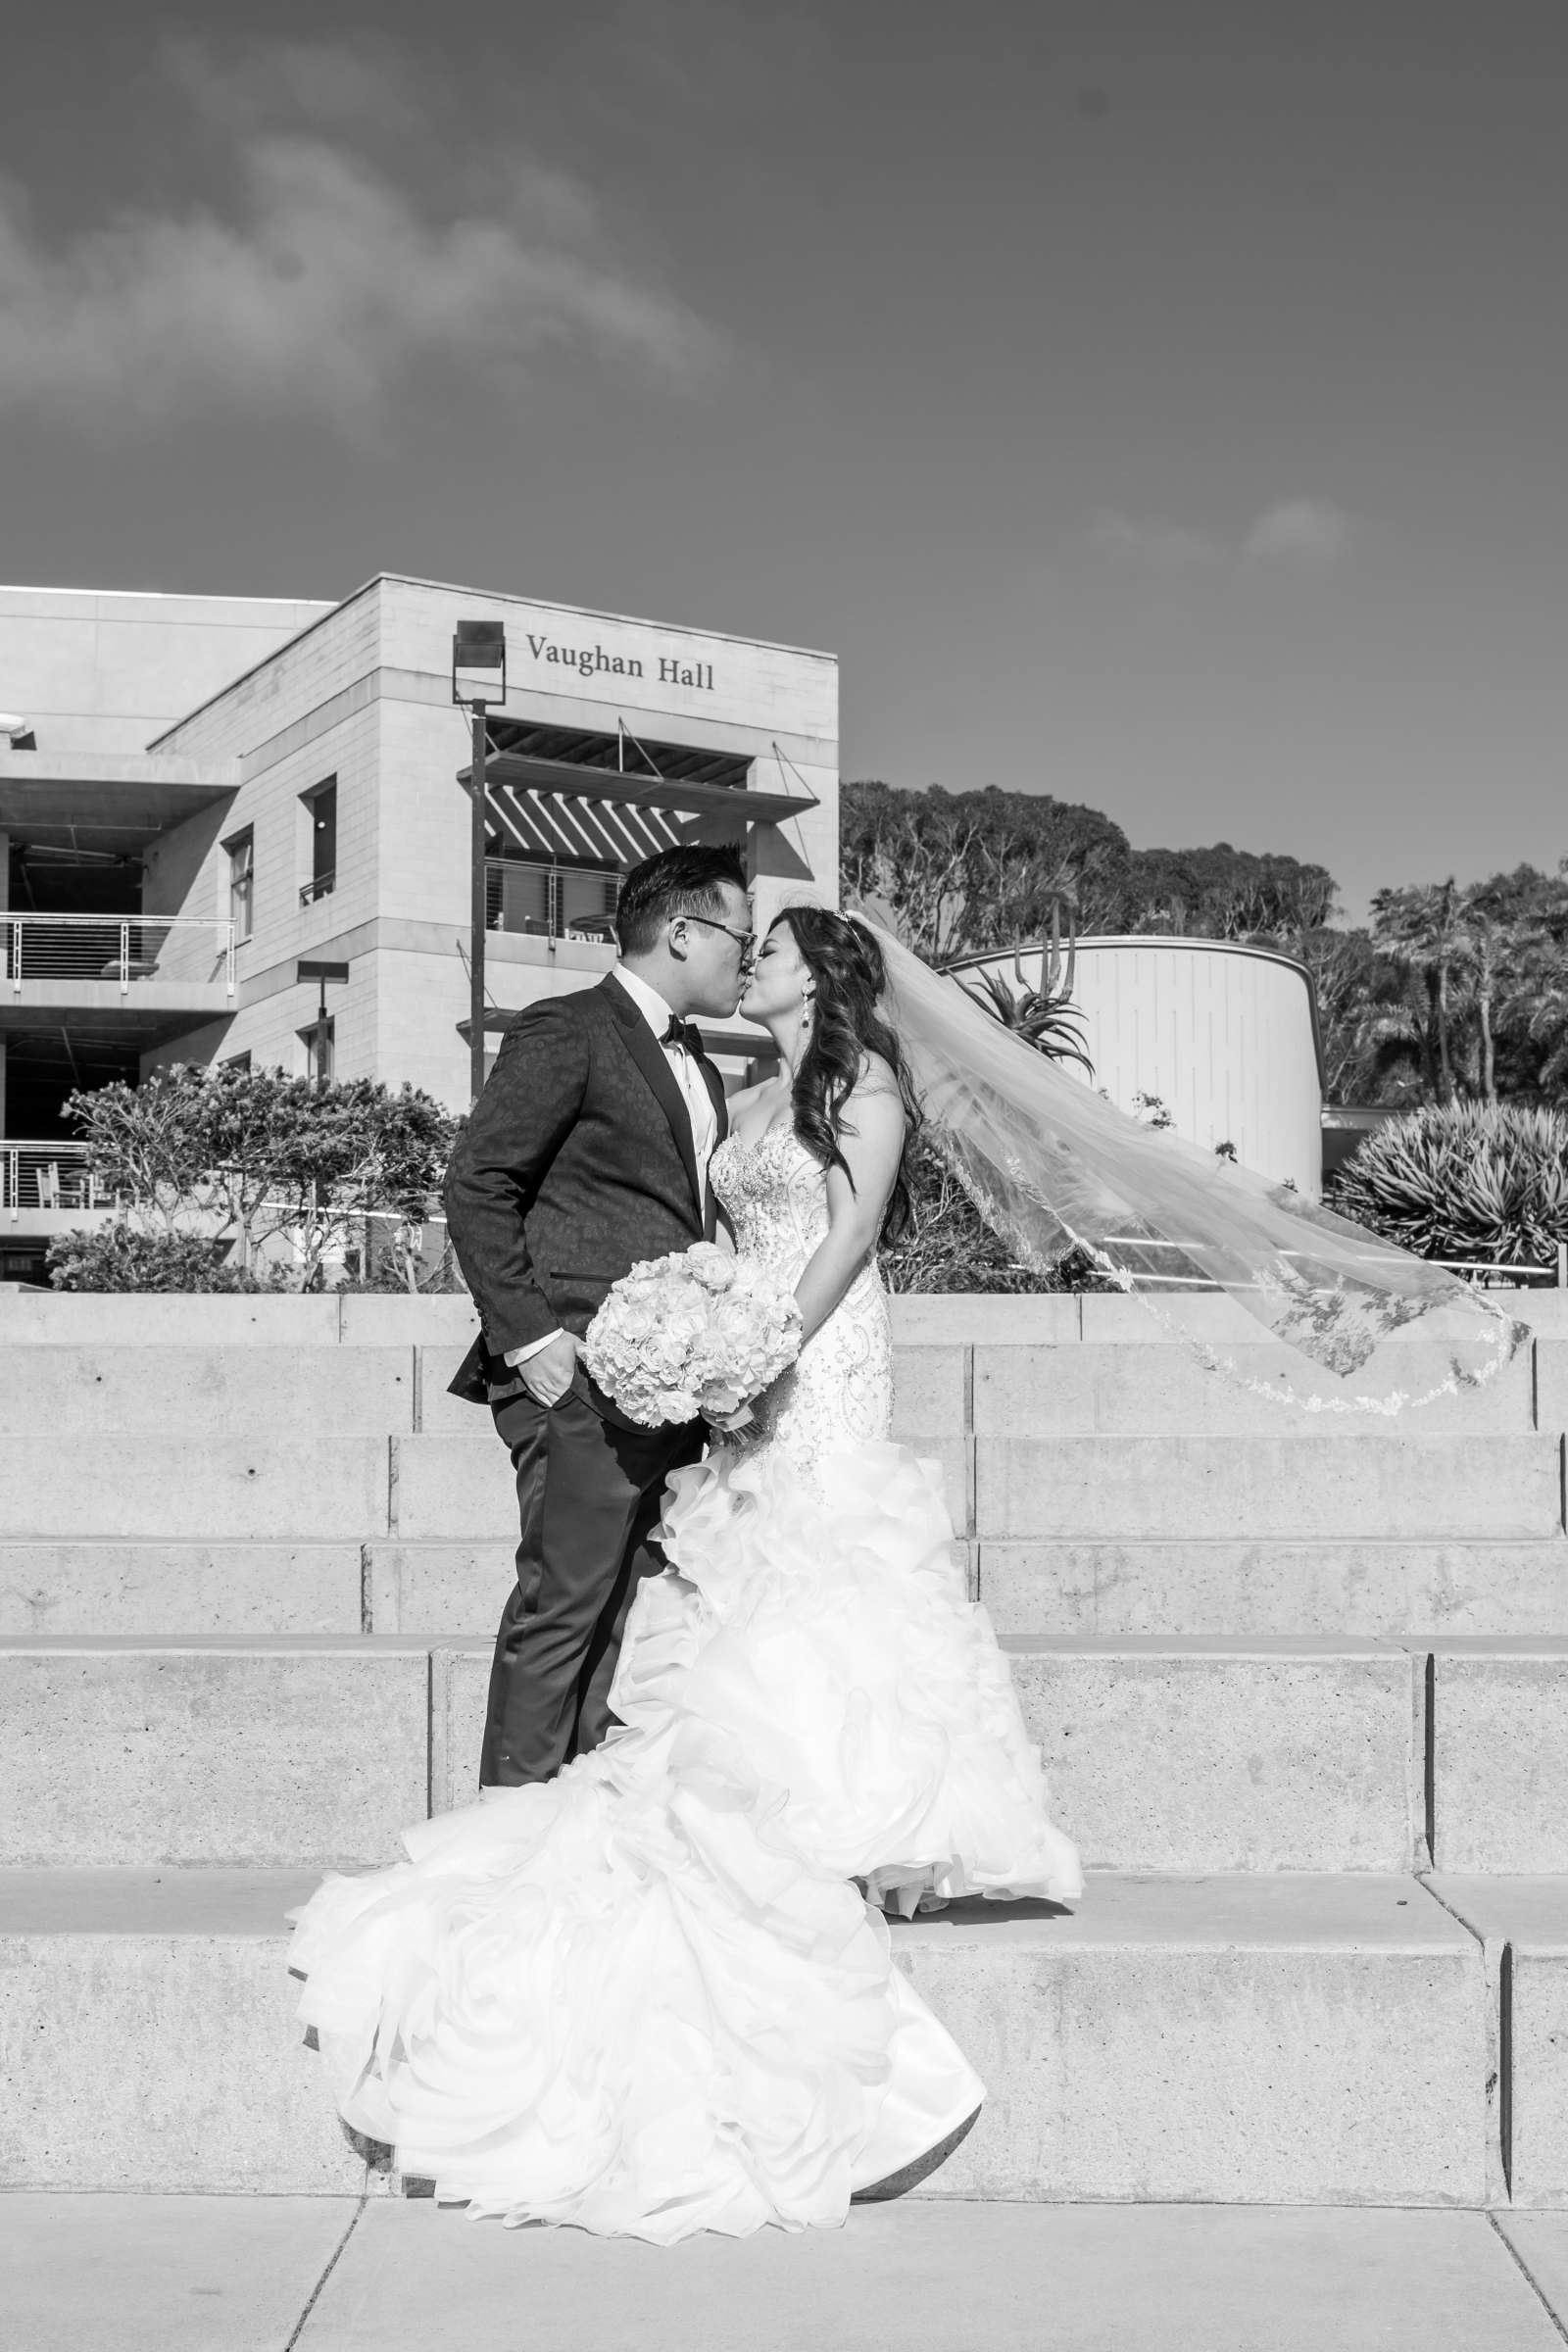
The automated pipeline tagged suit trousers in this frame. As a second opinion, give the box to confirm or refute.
[479,1388,704,1788]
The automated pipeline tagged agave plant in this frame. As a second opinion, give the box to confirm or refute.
[1331,1101,1568,1267]
[950,901,1095,1074]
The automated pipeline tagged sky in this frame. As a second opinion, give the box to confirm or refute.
[2,1,1566,923]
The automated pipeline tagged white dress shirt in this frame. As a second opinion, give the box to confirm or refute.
[506,965,717,1367]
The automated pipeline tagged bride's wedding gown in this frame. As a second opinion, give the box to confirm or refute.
[289,1127,1082,2242]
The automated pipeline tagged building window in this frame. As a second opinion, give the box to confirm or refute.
[224,829,254,942]
[301,1016,334,1086]
[221,1050,253,1073]
[300,778,337,906]
[484,857,620,942]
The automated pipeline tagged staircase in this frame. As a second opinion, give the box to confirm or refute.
[3,1287,1567,2208]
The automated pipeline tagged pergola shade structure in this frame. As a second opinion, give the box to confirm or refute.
[458,719,818,871]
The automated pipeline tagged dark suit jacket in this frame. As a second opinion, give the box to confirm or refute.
[445,972,728,1427]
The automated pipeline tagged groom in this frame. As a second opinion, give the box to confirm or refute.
[444,843,755,1788]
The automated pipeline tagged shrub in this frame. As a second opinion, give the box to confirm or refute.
[1329,1101,1568,1268]
[60,1063,458,1291]
[46,1227,288,1294]
[880,1138,1115,1295]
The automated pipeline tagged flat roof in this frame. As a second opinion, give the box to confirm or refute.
[0,584,331,607]
[150,572,836,750]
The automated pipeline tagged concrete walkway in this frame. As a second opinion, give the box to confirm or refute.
[8,2198,1568,2351]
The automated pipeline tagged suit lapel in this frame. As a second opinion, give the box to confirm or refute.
[697,1047,728,1146]
[600,974,703,1215]
[694,1042,728,1241]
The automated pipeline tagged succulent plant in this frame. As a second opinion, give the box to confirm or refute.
[1330,1101,1568,1267]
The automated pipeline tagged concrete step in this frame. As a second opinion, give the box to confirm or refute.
[0,1343,959,1440]
[0,1868,1493,2204]
[972,1342,1542,1434]
[15,1636,1568,1877]
[976,1538,1568,1639]
[434,1635,1434,1874]
[1426,1876,1568,2208]
[0,1293,477,1346]
[977,1434,1563,1543]
[5,1285,1566,1348]
[353,1537,1568,1644]
[387,1429,1566,1547]
[0,1434,391,1540]
[1430,1644,1568,1873]
[1,1336,1556,1444]
[0,1543,367,1637]
[0,1347,416,1436]
[12,1530,1565,1644]
[13,2199,1568,2352]
[389,1428,979,1539]
[0,1641,430,1868]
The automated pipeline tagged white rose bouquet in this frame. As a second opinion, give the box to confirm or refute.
[582,1242,803,1430]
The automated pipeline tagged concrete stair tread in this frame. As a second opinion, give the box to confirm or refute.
[0,1868,1504,2200]
[0,1633,429,1652]
[9,1629,1568,1654]
[0,1866,323,1935]
[1427,1875,1568,1948]
[896,1872,1474,1951]
[0,1864,1478,1948]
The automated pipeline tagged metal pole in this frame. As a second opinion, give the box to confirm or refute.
[315,976,328,1093]
[470,700,488,1102]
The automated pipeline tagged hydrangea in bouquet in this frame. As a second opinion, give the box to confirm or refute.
[583,1242,802,1430]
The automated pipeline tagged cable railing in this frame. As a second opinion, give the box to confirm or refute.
[2,1142,114,1222]
[1100,1234,1568,1291]
[2,914,236,997]
[485,858,620,944]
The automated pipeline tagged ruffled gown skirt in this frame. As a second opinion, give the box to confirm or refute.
[288,1437,1081,2242]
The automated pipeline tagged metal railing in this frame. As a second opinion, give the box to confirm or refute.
[485,858,620,944]
[2,914,235,997]
[1100,1234,1568,1291]
[2,1142,114,1222]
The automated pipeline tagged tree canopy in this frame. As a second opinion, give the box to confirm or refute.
[841,778,1568,1108]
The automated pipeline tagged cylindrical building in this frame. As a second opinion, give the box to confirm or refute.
[946,934,1325,1198]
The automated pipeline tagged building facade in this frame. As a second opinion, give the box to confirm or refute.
[0,576,839,1263]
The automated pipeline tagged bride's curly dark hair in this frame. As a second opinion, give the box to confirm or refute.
[770,906,923,1242]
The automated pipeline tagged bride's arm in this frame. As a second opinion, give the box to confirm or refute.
[791,1063,906,1346]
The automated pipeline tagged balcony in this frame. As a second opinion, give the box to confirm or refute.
[2,1140,114,1232]
[2,914,236,1015]
[485,858,619,946]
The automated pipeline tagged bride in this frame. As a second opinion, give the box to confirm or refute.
[289,904,1083,2243]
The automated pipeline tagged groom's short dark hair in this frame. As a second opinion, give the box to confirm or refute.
[614,844,748,956]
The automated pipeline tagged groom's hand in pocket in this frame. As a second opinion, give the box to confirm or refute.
[516,1330,579,1407]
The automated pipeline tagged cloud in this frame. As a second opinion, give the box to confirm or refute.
[1089,497,1354,580]
[163,34,425,138]
[1087,513,1224,573]
[0,45,720,433]
[1243,498,1353,568]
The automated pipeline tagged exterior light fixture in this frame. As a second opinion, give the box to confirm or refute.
[452,621,507,1103]
[297,958,350,1092]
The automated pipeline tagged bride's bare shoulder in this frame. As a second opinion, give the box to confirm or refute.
[853,1050,901,1098]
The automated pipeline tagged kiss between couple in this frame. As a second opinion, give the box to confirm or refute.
[288,843,1083,2243]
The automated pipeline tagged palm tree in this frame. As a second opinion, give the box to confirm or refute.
[1370,880,1465,1102]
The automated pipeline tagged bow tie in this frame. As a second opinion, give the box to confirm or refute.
[662,1015,700,1055]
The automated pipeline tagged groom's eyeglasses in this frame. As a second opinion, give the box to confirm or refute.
[678,914,757,964]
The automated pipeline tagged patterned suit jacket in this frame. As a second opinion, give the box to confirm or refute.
[444,972,728,1426]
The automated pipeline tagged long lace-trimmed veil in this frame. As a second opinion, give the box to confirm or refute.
[850,907,1527,1417]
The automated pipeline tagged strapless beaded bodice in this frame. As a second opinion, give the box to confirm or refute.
[710,1126,892,1473]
